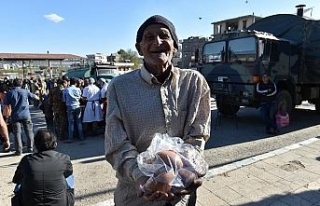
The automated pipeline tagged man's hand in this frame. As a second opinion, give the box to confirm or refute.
[176,178,203,196]
[3,139,10,152]
[34,95,40,101]
[135,176,174,201]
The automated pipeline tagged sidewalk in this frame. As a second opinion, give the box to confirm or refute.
[92,137,320,206]
[197,137,320,206]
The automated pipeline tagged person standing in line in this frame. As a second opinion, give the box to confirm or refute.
[0,86,10,151]
[48,79,68,140]
[63,77,84,142]
[40,92,54,131]
[0,106,10,152]
[31,78,41,108]
[256,73,278,134]
[104,15,211,206]
[81,77,103,136]
[12,129,74,206]
[97,78,108,121]
[37,77,47,100]
[4,78,39,155]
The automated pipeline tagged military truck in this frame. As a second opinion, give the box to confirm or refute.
[199,12,320,115]
[66,63,119,82]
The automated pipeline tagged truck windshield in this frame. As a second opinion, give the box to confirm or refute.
[202,41,225,63]
[228,37,256,62]
[97,69,119,76]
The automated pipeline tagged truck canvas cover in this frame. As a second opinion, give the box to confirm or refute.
[248,14,320,83]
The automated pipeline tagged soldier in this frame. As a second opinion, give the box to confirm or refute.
[48,79,68,140]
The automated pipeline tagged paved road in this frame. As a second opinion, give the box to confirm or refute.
[1,102,319,205]
[206,101,319,167]
[0,108,116,206]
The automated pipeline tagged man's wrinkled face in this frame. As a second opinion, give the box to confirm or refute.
[136,24,176,68]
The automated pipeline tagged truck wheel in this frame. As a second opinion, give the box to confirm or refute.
[276,90,292,114]
[216,99,240,115]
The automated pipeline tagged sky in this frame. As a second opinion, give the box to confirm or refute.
[1,0,319,57]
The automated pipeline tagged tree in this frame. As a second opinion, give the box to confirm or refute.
[117,49,141,69]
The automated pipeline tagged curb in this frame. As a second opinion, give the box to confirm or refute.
[205,137,319,179]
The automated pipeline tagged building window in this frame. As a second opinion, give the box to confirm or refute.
[242,20,247,29]
[217,24,221,34]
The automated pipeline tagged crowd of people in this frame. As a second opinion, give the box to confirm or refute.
[0,75,109,154]
[0,76,108,206]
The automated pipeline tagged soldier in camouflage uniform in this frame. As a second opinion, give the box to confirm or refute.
[48,79,68,140]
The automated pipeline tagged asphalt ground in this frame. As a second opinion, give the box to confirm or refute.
[1,103,320,206]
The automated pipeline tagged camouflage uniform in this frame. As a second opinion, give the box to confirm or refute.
[48,84,68,140]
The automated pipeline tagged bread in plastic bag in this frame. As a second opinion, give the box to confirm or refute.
[137,133,208,194]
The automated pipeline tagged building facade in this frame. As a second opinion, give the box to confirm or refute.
[0,53,84,78]
[181,36,208,69]
[211,15,262,36]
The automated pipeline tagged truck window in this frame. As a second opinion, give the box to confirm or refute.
[202,41,226,63]
[270,42,280,62]
[228,37,256,62]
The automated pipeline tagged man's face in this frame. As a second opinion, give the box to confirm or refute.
[62,81,68,88]
[136,24,176,68]
[98,80,103,87]
[262,75,269,83]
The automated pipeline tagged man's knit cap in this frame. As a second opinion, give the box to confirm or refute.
[136,15,178,49]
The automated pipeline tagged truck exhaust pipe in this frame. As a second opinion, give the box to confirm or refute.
[296,4,306,17]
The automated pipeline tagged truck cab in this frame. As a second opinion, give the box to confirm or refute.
[66,63,120,83]
[199,30,295,115]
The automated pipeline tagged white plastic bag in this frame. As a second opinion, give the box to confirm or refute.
[137,133,208,194]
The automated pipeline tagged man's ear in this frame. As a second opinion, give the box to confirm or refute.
[135,43,143,56]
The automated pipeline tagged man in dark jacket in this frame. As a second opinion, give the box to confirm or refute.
[12,129,74,206]
[256,73,278,134]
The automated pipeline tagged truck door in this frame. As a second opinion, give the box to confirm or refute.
[267,41,290,78]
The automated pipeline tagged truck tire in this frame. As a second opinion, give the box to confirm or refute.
[216,98,240,115]
[276,90,292,114]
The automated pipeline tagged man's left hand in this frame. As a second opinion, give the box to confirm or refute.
[176,178,203,196]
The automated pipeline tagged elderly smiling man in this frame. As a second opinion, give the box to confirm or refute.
[105,15,211,206]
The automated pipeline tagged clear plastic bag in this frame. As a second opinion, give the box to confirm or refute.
[137,133,208,194]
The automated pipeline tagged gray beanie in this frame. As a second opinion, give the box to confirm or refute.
[136,15,179,49]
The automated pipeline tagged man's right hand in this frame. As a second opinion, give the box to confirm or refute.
[3,140,10,152]
[135,176,174,201]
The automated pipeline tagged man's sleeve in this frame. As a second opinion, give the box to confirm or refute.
[64,155,73,178]
[12,157,26,184]
[104,82,143,183]
[183,72,211,150]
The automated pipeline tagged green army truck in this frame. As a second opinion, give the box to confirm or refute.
[66,63,119,82]
[199,13,320,115]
